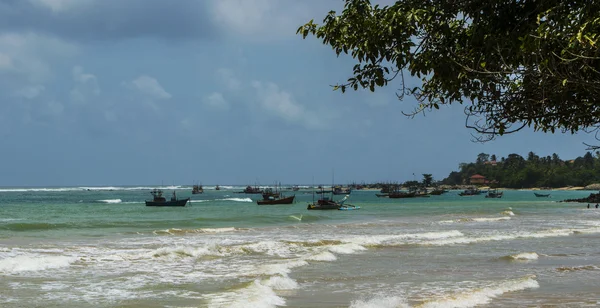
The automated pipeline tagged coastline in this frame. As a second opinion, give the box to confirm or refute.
[361,185,600,191]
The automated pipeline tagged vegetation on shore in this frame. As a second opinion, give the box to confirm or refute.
[441,152,600,189]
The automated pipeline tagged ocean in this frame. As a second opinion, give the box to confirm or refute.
[0,186,599,307]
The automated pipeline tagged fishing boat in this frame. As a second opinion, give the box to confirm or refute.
[145,189,189,207]
[262,187,280,199]
[485,189,503,198]
[239,185,262,194]
[429,188,448,195]
[332,186,352,195]
[307,186,360,210]
[534,192,551,197]
[191,184,203,194]
[458,188,481,196]
[257,194,295,205]
[388,191,417,198]
[307,194,359,210]
[375,193,389,198]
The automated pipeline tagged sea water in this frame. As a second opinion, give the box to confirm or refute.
[0,187,599,307]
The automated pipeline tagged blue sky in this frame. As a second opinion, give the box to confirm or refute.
[0,0,595,187]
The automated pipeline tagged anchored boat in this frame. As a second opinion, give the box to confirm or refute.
[145,189,189,207]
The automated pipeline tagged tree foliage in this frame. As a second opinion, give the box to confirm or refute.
[297,0,600,142]
[441,151,600,188]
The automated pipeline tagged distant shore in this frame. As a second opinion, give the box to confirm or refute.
[359,184,600,191]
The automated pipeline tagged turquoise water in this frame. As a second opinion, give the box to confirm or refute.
[1,186,599,307]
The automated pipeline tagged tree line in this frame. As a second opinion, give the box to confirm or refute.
[441,152,600,188]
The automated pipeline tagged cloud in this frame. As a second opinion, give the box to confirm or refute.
[209,0,332,40]
[29,0,92,13]
[0,0,216,41]
[216,68,241,91]
[69,65,100,103]
[251,81,324,129]
[124,75,171,100]
[203,92,229,109]
[14,85,45,99]
[0,32,78,82]
[0,52,13,69]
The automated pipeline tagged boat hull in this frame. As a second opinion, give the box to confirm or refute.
[388,192,416,198]
[145,198,189,207]
[307,204,339,210]
[257,195,295,205]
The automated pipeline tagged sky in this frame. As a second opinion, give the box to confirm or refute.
[0,0,596,187]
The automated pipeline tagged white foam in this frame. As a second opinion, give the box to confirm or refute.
[98,199,122,204]
[206,279,286,308]
[472,217,511,222]
[502,210,515,216]
[346,231,464,246]
[149,246,215,259]
[0,255,76,273]
[263,274,299,290]
[508,252,539,261]
[218,198,253,202]
[423,228,575,246]
[329,243,368,254]
[350,296,410,308]
[306,251,337,261]
[418,275,539,308]
[255,260,308,276]
[243,241,294,257]
[198,227,237,233]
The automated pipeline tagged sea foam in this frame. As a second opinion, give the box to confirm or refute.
[206,279,286,308]
[350,296,410,308]
[0,255,76,273]
[418,275,539,308]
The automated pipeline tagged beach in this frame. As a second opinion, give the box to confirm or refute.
[1,186,599,307]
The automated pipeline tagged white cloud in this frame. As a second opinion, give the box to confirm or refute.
[252,81,324,129]
[0,32,78,82]
[29,0,92,13]
[0,53,13,70]
[216,68,241,91]
[204,92,229,109]
[14,85,45,99]
[70,65,100,103]
[124,75,171,100]
[210,0,317,39]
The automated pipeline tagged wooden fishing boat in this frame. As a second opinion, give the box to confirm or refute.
[145,189,189,207]
[485,189,503,198]
[458,188,481,196]
[191,184,203,194]
[534,192,550,197]
[257,195,295,205]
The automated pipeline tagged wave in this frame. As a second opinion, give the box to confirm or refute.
[350,296,409,308]
[501,252,539,261]
[205,279,287,308]
[557,265,600,272]
[421,228,580,246]
[345,230,465,247]
[152,227,237,235]
[216,198,253,203]
[97,199,122,204]
[0,255,77,274]
[417,275,539,308]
